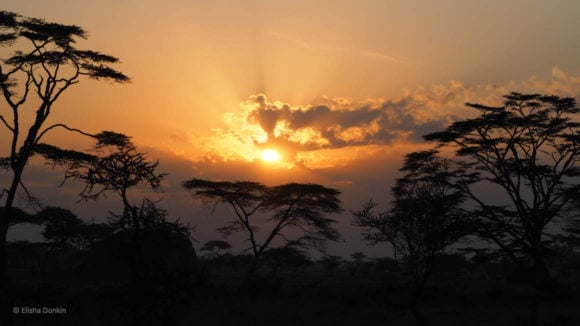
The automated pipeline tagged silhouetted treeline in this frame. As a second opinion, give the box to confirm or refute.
[3,94,579,326]
[1,10,579,326]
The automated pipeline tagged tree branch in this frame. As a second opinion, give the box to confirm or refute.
[0,115,13,132]
[35,123,95,143]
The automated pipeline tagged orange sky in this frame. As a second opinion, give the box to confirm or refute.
[3,1,580,255]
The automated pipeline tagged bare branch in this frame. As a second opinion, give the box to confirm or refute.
[0,115,13,132]
[35,123,95,143]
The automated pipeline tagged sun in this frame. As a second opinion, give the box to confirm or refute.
[261,149,281,162]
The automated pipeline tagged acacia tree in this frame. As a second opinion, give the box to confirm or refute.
[200,240,232,258]
[39,206,84,249]
[50,131,195,251]
[37,206,112,250]
[0,11,128,292]
[350,252,367,276]
[52,132,195,326]
[62,132,167,230]
[183,179,342,285]
[423,93,580,287]
[60,131,195,240]
[353,150,468,325]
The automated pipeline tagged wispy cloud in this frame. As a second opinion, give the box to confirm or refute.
[264,30,405,64]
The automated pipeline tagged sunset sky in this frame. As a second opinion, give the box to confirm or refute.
[4,1,580,256]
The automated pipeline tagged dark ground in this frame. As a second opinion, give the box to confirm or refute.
[4,245,580,326]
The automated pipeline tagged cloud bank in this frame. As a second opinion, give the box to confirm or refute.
[199,67,580,169]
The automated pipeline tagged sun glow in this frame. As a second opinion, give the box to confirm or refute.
[261,149,281,162]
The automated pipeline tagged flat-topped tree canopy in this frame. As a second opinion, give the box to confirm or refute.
[183,178,343,285]
[423,92,580,287]
[0,10,129,296]
[1,11,129,87]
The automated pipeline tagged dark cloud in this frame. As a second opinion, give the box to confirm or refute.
[245,93,453,151]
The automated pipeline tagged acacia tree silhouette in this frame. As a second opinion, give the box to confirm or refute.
[51,131,197,254]
[0,11,128,314]
[63,132,165,227]
[49,132,193,326]
[353,150,468,326]
[200,240,232,258]
[183,179,342,287]
[38,206,86,250]
[423,93,580,288]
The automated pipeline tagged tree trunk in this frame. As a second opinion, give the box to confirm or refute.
[531,252,550,289]
[0,213,8,287]
[528,241,549,326]
[1,173,22,324]
[410,304,429,326]
[408,261,432,326]
[528,291,541,326]
[410,286,429,326]
[240,255,260,290]
[129,216,143,326]
[0,217,9,325]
